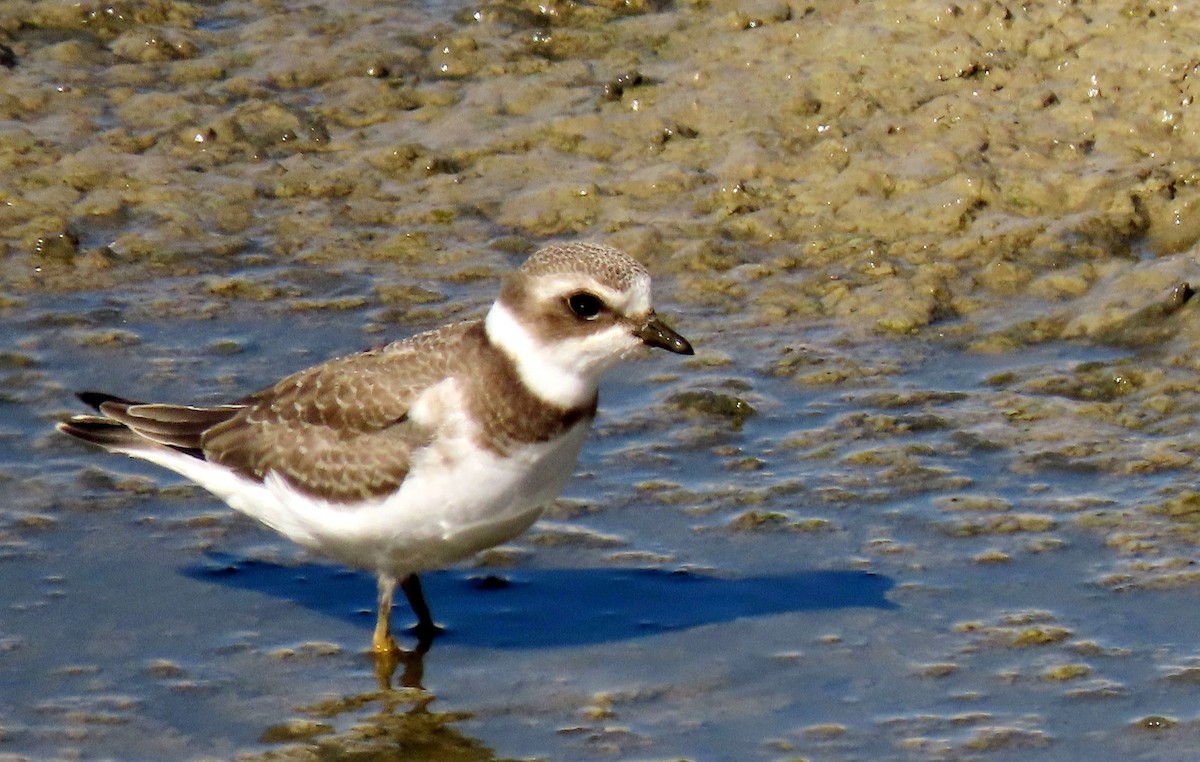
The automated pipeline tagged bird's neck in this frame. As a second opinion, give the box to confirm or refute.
[483,302,596,410]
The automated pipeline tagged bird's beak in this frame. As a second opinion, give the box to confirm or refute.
[638,315,694,355]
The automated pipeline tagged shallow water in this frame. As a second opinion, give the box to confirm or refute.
[4,295,1200,760]
[6,0,1200,760]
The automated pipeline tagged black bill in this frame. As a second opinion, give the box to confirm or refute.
[638,316,694,355]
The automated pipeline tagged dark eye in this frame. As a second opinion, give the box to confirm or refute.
[567,292,604,320]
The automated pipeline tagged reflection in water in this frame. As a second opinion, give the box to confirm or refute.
[375,637,430,690]
[246,680,504,762]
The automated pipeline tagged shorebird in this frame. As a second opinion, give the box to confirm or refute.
[58,243,693,654]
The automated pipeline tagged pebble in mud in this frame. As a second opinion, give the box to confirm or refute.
[722,510,834,533]
[973,549,1011,564]
[912,662,960,679]
[1040,663,1092,681]
[1134,715,1178,732]
[529,524,625,548]
[944,513,1058,536]
[882,714,1051,756]
[665,389,756,430]
[935,495,1011,512]
[143,659,187,679]
[954,612,1074,649]
[269,642,343,660]
[962,726,1052,751]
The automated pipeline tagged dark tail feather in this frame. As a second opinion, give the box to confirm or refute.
[101,402,240,451]
[77,391,138,412]
[57,416,148,450]
[124,403,240,426]
[62,393,242,457]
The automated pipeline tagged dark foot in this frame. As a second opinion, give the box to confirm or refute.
[400,573,442,644]
[407,619,444,649]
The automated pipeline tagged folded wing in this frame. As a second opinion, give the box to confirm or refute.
[60,322,477,503]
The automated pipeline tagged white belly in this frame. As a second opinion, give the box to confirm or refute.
[300,420,591,574]
[137,425,586,578]
[122,380,592,576]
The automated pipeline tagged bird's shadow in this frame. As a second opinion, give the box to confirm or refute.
[183,554,895,649]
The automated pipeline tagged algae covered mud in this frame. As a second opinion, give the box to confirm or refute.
[6,0,1200,759]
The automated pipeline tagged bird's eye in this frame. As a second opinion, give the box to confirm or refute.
[567,292,604,320]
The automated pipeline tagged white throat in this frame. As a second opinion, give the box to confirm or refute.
[484,302,595,409]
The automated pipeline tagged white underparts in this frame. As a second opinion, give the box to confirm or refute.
[108,411,591,577]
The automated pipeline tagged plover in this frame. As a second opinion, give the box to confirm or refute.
[58,243,693,653]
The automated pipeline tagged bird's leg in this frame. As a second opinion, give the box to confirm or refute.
[400,573,439,642]
[372,574,437,690]
[373,574,399,655]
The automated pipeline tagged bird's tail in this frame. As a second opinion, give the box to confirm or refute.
[57,392,242,458]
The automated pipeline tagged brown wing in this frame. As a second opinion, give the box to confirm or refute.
[200,321,478,502]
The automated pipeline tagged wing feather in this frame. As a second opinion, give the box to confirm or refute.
[61,321,480,503]
[200,321,477,501]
